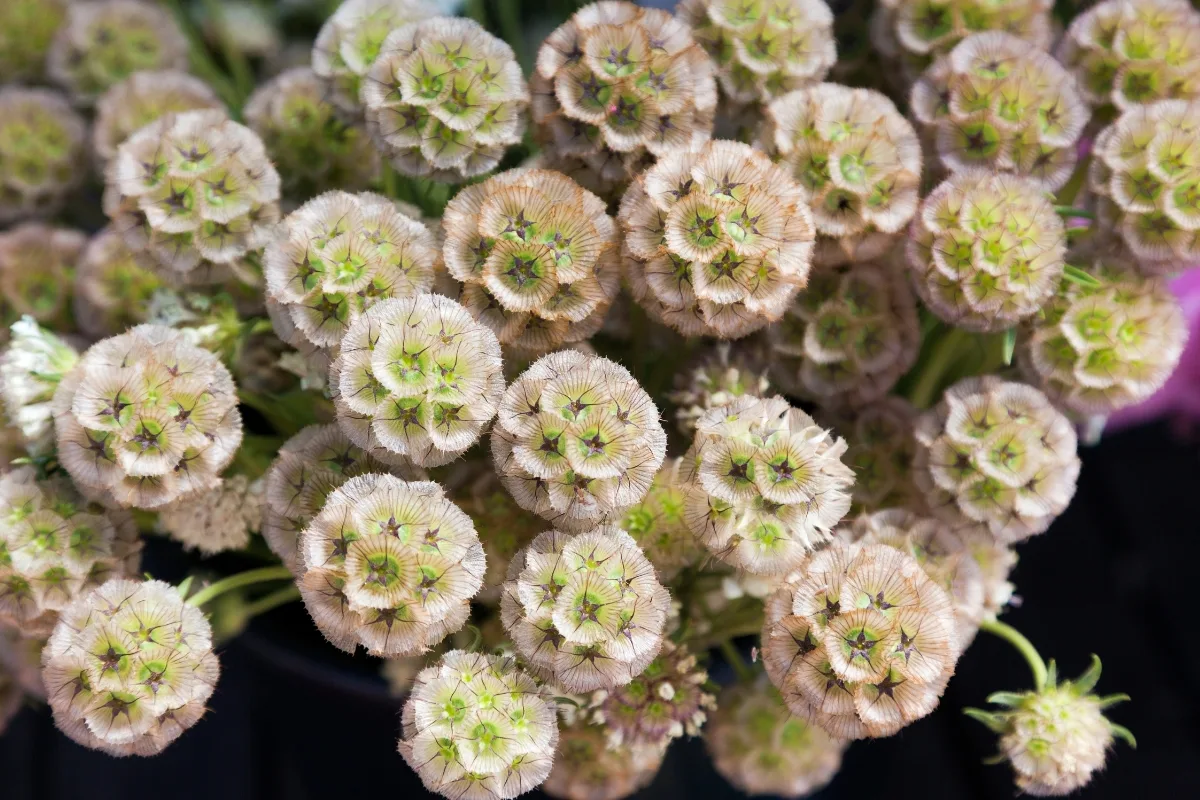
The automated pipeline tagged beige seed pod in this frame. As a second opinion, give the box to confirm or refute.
[0,224,86,335]
[157,475,264,556]
[93,71,224,166]
[821,397,928,515]
[667,342,771,437]
[619,458,703,583]
[0,88,88,225]
[73,227,166,340]
[542,721,664,800]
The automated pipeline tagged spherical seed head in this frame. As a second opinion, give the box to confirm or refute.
[491,351,667,532]
[1087,100,1200,275]
[1058,0,1200,113]
[261,424,425,575]
[542,721,663,800]
[768,258,919,405]
[48,0,189,106]
[0,0,69,83]
[0,467,141,637]
[312,0,435,119]
[93,71,224,167]
[263,191,439,351]
[532,1,719,192]
[500,525,671,692]
[761,84,922,268]
[398,649,559,800]
[104,109,282,282]
[157,475,264,556]
[362,17,529,181]
[245,67,381,204]
[0,88,88,225]
[705,676,845,797]
[682,395,854,576]
[1,318,80,456]
[907,172,1067,332]
[453,474,544,603]
[913,376,1080,545]
[41,578,219,756]
[298,473,485,657]
[822,397,926,515]
[677,0,837,105]
[620,458,702,583]
[0,224,86,334]
[761,539,959,739]
[329,294,505,467]
[999,686,1115,796]
[667,342,771,436]
[620,140,815,339]
[442,169,621,355]
[73,228,165,340]
[52,325,244,510]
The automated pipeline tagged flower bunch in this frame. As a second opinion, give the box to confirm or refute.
[93,71,224,167]
[0,88,87,224]
[72,228,165,339]
[0,224,85,334]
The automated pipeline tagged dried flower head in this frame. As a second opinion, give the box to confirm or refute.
[620,458,702,583]
[72,228,165,340]
[398,649,559,800]
[52,325,244,510]
[1,318,80,456]
[705,676,845,797]
[362,17,528,181]
[41,578,219,756]
[441,168,621,355]
[0,0,68,83]
[245,67,381,204]
[823,397,927,514]
[683,395,854,576]
[907,172,1067,332]
[0,467,141,637]
[913,376,1080,545]
[157,475,264,556]
[500,525,671,692]
[677,0,837,105]
[768,258,919,405]
[762,539,959,739]
[264,190,440,351]
[1087,99,1200,275]
[330,294,505,467]
[667,342,771,436]
[262,424,424,575]
[0,88,88,225]
[48,0,189,105]
[543,720,664,800]
[0,224,85,334]
[491,351,667,532]
[312,0,435,118]
[761,84,922,267]
[1059,0,1200,113]
[298,473,484,657]
[1020,248,1188,415]
[911,33,1089,191]
[533,1,718,191]
[93,71,224,167]
[620,140,815,338]
[104,109,281,283]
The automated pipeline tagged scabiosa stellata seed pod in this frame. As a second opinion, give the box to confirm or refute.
[245,67,381,205]
[705,676,845,798]
[0,467,141,638]
[0,224,85,334]
[263,190,439,352]
[1087,99,1200,275]
[620,458,702,583]
[441,169,621,355]
[398,649,559,800]
[329,294,505,467]
[667,342,771,437]
[157,475,264,556]
[93,71,224,168]
[913,376,1080,545]
[362,17,529,181]
[41,578,219,756]
[767,258,920,406]
[500,525,671,692]
[1020,248,1188,415]
[312,0,435,119]
[911,33,1089,192]
[760,84,922,268]
[0,88,88,225]
[823,397,927,515]
[619,140,815,339]
[52,325,244,510]
[0,0,68,83]
[543,720,664,800]
[48,0,189,106]
[1058,0,1200,113]
[72,228,165,340]
[491,350,667,532]
[298,473,484,656]
[682,395,854,576]
[762,539,959,739]
[677,0,837,105]
[261,424,424,575]
[907,172,1067,332]
[1,319,80,456]
[453,471,544,603]
[533,1,718,193]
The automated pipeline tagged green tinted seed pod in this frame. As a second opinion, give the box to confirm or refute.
[0,88,88,225]
[93,71,224,167]
[667,343,771,437]
[1,318,80,456]
[543,720,664,800]
[452,471,543,603]
[157,475,264,556]
[73,227,166,340]
[620,458,703,582]
[0,0,69,83]
[0,224,86,333]
[822,397,927,515]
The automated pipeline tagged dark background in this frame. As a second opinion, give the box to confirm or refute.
[1,419,1196,799]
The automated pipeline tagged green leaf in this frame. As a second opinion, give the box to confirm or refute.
[1045,658,1059,688]
[1110,723,1137,749]
[1002,328,1017,366]
[1097,693,1131,709]
[986,691,1027,708]
[1063,265,1103,288]
[1072,654,1103,694]
[1055,206,1096,220]
[964,708,1009,733]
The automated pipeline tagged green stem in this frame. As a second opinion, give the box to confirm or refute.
[240,584,301,619]
[981,618,1049,691]
[162,0,243,111]
[1055,206,1095,220]
[187,565,293,608]
[495,0,530,74]
[908,327,972,409]
[203,0,254,106]
[719,639,753,683]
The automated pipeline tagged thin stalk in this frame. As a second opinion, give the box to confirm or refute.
[719,639,753,683]
[162,0,242,111]
[203,0,255,105]
[495,0,530,74]
[981,618,1049,691]
[1055,206,1095,220]
[240,584,301,619]
[187,565,293,608]
[908,327,972,409]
